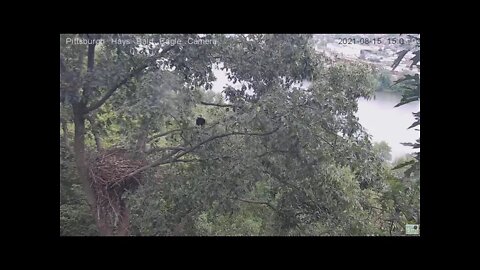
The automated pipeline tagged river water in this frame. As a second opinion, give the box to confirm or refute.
[357,91,419,161]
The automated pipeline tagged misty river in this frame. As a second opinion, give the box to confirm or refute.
[357,91,419,161]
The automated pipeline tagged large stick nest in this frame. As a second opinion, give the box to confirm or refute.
[88,148,147,190]
[87,148,147,229]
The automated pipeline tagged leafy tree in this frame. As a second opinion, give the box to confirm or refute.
[379,154,420,235]
[126,50,386,235]
[60,34,404,235]
[61,34,222,235]
[373,141,392,162]
[373,68,404,92]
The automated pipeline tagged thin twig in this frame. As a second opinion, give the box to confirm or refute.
[200,101,234,108]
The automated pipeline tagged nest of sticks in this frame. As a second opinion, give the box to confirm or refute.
[88,148,147,229]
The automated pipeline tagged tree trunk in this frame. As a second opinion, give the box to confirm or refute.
[60,117,73,154]
[72,103,112,235]
[116,202,130,236]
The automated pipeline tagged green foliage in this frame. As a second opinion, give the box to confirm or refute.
[60,34,419,236]
[60,202,98,236]
[195,206,270,236]
[382,155,420,234]
[372,68,404,93]
[60,141,98,236]
[373,141,392,162]
[123,53,388,235]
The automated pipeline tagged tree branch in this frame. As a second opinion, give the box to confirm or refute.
[86,115,102,152]
[85,65,145,112]
[171,159,202,163]
[147,127,195,143]
[318,135,335,149]
[82,37,97,103]
[87,43,96,72]
[85,45,175,113]
[123,125,281,179]
[170,125,282,162]
[231,197,278,212]
[145,146,187,154]
[200,101,234,108]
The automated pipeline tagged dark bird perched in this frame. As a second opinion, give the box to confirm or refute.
[196,116,206,126]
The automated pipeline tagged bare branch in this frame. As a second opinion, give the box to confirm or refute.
[85,45,175,113]
[124,125,281,179]
[170,125,282,162]
[200,101,234,108]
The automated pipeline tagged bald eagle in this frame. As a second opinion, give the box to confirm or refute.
[196,116,206,126]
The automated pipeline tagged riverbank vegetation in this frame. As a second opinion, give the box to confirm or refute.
[373,69,403,92]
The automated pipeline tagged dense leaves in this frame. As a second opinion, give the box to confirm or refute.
[60,34,419,236]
